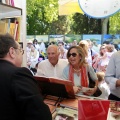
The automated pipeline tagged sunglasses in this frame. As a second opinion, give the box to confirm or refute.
[68,53,77,58]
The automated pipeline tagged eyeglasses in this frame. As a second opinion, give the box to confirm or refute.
[12,47,24,55]
[17,48,24,55]
[68,53,77,58]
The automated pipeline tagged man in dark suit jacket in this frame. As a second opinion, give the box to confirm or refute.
[0,34,52,120]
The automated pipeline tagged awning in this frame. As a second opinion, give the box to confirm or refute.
[58,0,84,15]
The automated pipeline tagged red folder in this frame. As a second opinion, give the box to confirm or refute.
[78,100,110,120]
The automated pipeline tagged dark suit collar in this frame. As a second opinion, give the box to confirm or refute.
[0,59,15,66]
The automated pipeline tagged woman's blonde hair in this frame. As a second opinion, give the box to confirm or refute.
[79,40,89,57]
[96,72,105,82]
[106,44,114,52]
[67,46,88,67]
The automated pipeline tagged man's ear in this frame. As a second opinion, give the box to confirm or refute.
[9,47,16,59]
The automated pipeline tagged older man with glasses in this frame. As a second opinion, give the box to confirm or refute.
[0,34,52,120]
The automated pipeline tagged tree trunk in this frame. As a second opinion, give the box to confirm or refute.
[101,18,109,44]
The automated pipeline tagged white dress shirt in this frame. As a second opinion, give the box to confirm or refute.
[36,59,68,79]
[105,51,120,98]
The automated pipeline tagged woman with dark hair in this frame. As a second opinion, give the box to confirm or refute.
[33,39,40,51]
[58,41,68,59]
[62,46,98,96]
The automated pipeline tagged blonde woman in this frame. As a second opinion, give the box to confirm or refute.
[62,46,98,96]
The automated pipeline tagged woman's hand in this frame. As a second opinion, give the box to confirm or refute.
[73,86,82,94]
[84,87,97,96]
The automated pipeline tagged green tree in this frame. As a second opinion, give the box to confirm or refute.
[109,12,120,34]
[49,15,73,34]
[27,0,58,35]
[71,13,102,34]
[27,0,120,35]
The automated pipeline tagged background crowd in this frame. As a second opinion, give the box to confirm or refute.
[26,38,118,100]
[1,34,120,120]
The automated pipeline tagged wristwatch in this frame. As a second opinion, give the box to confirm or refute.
[78,0,120,19]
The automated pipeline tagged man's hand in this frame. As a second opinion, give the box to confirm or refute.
[116,80,120,87]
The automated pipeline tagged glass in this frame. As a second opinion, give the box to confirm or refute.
[12,47,24,55]
[19,49,24,55]
[16,48,24,55]
[68,53,77,58]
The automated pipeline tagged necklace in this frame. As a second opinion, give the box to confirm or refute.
[73,68,81,77]
[73,68,81,72]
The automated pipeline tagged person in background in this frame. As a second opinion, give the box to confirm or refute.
[36,45,68,79]
[33,39,40,51]
[0,34,52,120]
[94,44,115,73]
[103,44,114,60]
[38,50,45,62]
[72,40,78,46]
[39,40,46,53]
[49,41,55,45]
[103,41,117,52]
[96,72,110,99]
[27,44,39,69]
[62,46,98,95]
[79,40,90,65]
[105,50,120,101]
[92,41,100,53]
[26,40,32,62]
[87,40,98,67]
[93,45,107,72]
[58,41,68,59]
[79,40,88,58]
[65,43,71,50]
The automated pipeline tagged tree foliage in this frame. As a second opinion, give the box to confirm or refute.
[71,13,102,34]
[27,0,58,35]
[27,0,120,35]
[109,12,120,34]
[49,15,73,34]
